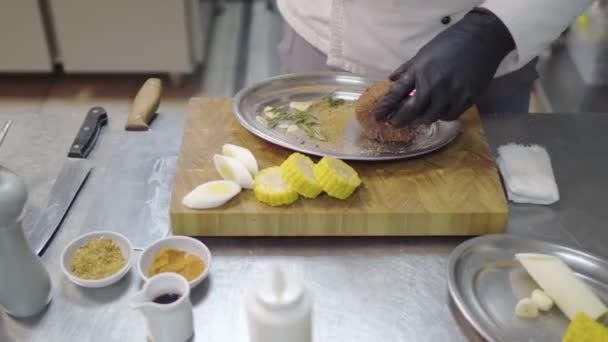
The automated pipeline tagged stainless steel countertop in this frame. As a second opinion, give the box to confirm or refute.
[1,109,607,342]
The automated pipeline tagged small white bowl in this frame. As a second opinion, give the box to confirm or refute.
[138,236,211,289]
[61,231,134,288]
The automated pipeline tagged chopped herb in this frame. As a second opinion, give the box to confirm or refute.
[321,92,346,107]
[297,122,328,141]
[260,104,328,142]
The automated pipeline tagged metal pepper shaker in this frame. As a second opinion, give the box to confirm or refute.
[0,166,51,317]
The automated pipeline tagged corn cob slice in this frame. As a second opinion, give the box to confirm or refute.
[280,153,323,198]
[313,156,361,199]
[253,167,299,206]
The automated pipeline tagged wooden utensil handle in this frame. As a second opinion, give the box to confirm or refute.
[125,78,162,131]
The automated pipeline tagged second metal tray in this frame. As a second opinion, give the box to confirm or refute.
[448,234,608,341]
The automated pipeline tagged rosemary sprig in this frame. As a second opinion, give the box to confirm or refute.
[297,122,328,142]
[263,105,328,141]
[320,92,345,107]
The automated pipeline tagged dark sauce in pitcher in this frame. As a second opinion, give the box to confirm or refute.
[153,293,181,304]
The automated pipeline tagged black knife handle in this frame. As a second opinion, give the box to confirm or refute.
[68,106,108,158]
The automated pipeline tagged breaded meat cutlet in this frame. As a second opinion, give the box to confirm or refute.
[355,80,419,143]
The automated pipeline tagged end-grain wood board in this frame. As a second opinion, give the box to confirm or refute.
[170,97,508,236]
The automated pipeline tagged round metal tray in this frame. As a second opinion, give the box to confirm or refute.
[233,72,461,161]
[448,234,608,342]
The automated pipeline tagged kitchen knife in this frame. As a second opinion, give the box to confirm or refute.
[27,107,108,255]
[0,120,12,148]
[125,78,162,130]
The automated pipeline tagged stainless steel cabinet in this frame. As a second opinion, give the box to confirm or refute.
[48,0,211,74]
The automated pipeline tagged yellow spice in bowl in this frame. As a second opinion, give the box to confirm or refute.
[148,247,205,281]
[69,238,126,279]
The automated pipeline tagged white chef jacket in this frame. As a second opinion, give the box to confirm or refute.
[277,0,594,78]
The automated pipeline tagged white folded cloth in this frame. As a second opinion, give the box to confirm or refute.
[496,143,559,205]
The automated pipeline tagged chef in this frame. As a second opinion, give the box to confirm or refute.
[276,1,593,126]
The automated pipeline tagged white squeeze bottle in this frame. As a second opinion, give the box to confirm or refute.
[246,267,312,342]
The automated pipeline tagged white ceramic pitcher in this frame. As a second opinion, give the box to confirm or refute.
[131,273,194,342]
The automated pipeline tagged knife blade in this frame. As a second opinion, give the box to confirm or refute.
[0,120,12,148]
[27,106,108,255]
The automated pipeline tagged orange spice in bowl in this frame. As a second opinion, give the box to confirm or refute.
[147,247,205,281]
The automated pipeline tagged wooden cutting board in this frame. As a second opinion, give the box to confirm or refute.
[170,97,508,236]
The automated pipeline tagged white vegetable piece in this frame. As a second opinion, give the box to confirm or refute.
[213,154,254,189]
[182,180,241,209]
[222,143,259,175]
[289,101,313,111]
[531,289,554,311]
[516,253,608,320]
[256,116,268,125]
[278,124,289,129]
[286,125,299,134]
[263,106,275,119]
[515,298,539,318]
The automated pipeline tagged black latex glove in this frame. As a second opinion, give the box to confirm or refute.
[373,8,515,127]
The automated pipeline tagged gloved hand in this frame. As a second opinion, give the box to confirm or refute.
[373,8,515,127]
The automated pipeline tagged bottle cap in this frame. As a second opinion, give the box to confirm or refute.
[255,266,304,311]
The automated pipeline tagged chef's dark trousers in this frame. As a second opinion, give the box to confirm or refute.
[279,24,538,114]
